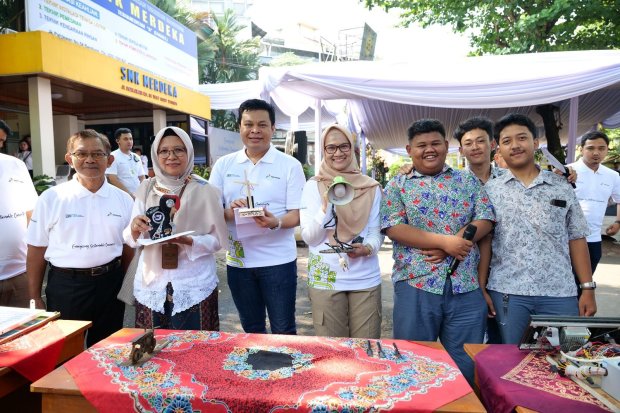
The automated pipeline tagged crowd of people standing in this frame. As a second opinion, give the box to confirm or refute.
[1,99,618,384]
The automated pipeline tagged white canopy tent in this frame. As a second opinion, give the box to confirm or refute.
[198,50,620,172]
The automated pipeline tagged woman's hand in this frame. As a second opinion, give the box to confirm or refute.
[165,236,193,246]
[346,243,371,258]
[130,215,151,240]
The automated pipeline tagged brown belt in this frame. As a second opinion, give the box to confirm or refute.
[49,257,121,277]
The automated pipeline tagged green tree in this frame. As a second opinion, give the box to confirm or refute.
[269,52,310,67]
[0,0,23,31]
[362,0,620,162]
[202,9,261,84]
[363,0,620,55]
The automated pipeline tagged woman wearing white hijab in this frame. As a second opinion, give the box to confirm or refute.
[124,127,227,330]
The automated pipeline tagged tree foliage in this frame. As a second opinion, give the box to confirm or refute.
[201,9,261,84]
[363,0,620,163]
[0,0,23,31]
[362,0,620,55]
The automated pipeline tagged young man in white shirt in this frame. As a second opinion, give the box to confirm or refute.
[106,128,145,197]
[568,130,620,275]
[27,130,134,346]
[209,99,306,335]
[0,122,39,307]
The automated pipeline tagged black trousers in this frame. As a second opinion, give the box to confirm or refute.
[46,262,125,347]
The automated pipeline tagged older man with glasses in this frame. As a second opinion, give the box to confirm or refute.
[27,130,134,347]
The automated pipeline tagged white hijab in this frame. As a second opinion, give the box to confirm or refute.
[151,126,194,188]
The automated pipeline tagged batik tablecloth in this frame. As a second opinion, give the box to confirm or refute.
[0,321,65,381]
[64,329,473,412]
[475,344,612,413]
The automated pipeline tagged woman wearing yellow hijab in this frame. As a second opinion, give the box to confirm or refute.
[300,124,383,338]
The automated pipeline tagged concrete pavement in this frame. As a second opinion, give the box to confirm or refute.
[124,238,619,336]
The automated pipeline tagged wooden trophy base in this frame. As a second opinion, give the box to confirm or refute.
[238,207,265,217]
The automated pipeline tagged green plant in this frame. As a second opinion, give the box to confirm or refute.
[32,174,55,195]
[302,164,314,180]
[193,165,211,180]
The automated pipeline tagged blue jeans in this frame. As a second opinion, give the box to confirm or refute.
[489,291,578,344]
[393,277,486,386]
[227,260,297,334]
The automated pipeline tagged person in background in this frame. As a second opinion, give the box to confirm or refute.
[209,99,306,335]
[16,138,33,178]
[27,130,134,346]
[106,128,145,197]
[300,124,383,338]
[484,113,596,345]
[126,127,227,330]
[381,118,495,385]
[0,120,10,152]
[567,130,620,278]
[134,147,149,179]
[1,137,38,307]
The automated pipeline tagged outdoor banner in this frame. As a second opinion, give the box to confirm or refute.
[25,0,198,88]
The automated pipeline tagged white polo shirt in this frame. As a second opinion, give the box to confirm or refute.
[209,145,306,268]
[27,178,133,268]
[569,158,620,242]
[106,149,144,194]
[0,154,38,280]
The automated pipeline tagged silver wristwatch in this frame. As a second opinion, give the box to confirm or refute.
[579,281,597,290]
[269,219,282,231]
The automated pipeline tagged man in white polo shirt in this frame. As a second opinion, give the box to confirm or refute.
[209,99,306,335]
[568,130,620,276]
[27,130,134,346]
[106,127,145,197]
[0,120,39,307]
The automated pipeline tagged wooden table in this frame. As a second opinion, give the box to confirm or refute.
[31,329,486,413]
[0,319,91,412]
[465,343,620,413]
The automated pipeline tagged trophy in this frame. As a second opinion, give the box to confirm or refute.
[145,194,180,269]
[235,170,265,217]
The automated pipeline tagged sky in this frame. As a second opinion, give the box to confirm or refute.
[246,0,471,61]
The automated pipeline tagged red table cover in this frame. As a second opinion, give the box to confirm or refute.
[0,321,66,381]
[64,330,473,412]
[475,344,612,413]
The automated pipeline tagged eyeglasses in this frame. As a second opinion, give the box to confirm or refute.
[324,143,351,154]
[157,148,187,158]
[70,152,108,160]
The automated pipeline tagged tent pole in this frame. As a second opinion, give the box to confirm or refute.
[566,97,579,163]
[360,132,367,174]
[314,99,322,176]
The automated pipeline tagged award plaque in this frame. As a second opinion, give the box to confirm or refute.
[235,170,264,218]
[145,195,180,239]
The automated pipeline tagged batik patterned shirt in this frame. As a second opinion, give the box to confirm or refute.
[485,169,589,297]
[381,165,495,295]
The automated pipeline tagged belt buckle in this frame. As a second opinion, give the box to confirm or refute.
[90,265,107,276]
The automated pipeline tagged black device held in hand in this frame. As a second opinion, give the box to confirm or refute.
[351,236,364,244]
[447,224,478,276]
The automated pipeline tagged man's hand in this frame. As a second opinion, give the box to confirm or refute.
[32,297,46,310]
[605,221,620,236]
[552,166,577,184]
[230,198,247,209]
[254,208,279,229]
[482,289,496,318]
[420,248,447,263]
[440,235,473,261]
[578,290,597,316]
[398,164,414,176]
